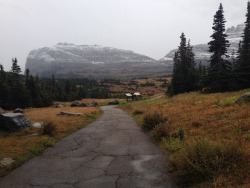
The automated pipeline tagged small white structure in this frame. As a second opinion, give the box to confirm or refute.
[133,92,142,100]
[133,92,141,96]
[125,93,132,97]
[125,93,133,101]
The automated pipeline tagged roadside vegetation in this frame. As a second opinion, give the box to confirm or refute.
[120,90,250,187]
[0,100,107,177]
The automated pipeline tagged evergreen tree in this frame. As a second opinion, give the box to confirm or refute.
[205,3,232,92]
[0,64,5,80]
[11,58,21,75]
[235,1,250,89]
[168,33,197,95]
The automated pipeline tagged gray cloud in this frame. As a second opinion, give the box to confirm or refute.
[0,0,248,71]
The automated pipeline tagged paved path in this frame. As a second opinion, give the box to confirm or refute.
[0,106,175,188]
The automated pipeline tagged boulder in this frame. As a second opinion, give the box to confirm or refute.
[71,101,80,107]
[55,103,64,108]
[32,122,43,128]
[90,101,98,107]
[0,107,5,114]
[14,108,24,113]
[57,112,85,116]
[236,93,250,104]
[0,158,15,167]
[71,101,86,107]
[79,103,87,107]
[0,113,30,131]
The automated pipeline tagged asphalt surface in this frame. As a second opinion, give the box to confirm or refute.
[0,106,175,188]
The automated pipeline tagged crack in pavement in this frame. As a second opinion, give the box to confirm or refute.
[0,106,176,188]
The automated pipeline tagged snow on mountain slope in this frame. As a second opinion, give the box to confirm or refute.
[159,23,244,66]
[25,43,166,79]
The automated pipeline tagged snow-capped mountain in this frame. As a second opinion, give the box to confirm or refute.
[159,23,244,67]
[26,43,167,79]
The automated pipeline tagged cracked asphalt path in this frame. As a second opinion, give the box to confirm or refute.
[0,106,175,188]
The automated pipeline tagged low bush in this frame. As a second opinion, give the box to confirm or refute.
[133,109,144,115]
[108,100,119,105]
[40,122,57,136]
[243,131,250,141]
[161,137,183,154]
[142,111,167,131]
[170,128,185,140]
[150,123,170,140]
[171,139,248,186]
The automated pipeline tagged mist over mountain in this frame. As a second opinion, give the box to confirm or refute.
[26,43,168,79]
[159,23,244,67]
[25,24,244,79]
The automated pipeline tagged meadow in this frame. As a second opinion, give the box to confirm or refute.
[0,98,116,177]
[120,89,250,187]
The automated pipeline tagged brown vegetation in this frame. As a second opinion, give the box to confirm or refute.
[105,77,170,97]
[0,101,101,177]
[120,89,250,187]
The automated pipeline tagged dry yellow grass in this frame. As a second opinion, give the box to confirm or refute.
[106,77,169,96]
[0,101,102,176]
[120,89,250,187]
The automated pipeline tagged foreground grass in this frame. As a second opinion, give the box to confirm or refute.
[120,89,250,187]
[0,100,103,177]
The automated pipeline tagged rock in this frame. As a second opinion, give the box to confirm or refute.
[57,112,85,116]
[236,93,250,104]
[79,103,87,107]
[71,101,86,107]
[0,158,15,167]
[55,103,64,108]
[32,122,43,128]
[0,107,5,114]
[14,108,24,113]
[0,113,30,131]
[71,101,80,107]
[90,101,98,107]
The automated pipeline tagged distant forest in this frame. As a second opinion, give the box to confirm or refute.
[168,2,250,96]
[0,58,110,109]
[1,2,249,108]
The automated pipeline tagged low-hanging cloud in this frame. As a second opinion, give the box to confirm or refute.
[0,0,248,71]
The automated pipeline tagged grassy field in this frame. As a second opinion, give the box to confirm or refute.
[0,98,118,177]
[120,89,250,187]
[104,77,170,97]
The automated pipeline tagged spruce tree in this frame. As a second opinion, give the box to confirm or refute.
[236,2,250,89]
[206,3,232,92]
[168,33,197,95]
[11,58,21,75]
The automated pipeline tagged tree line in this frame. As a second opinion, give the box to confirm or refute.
[0,59,109,109]
[168,2,250,95]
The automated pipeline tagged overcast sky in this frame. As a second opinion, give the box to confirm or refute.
[0,0,248,71]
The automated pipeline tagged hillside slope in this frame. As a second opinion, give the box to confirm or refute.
[159,23,244,68]
[26,43,168,79]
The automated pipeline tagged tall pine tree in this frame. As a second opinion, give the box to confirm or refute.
[205,3,232,92]
[235,1,250,89]
[168,33,197,96]
[11,58,21,75]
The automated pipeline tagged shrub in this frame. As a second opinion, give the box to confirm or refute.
[170,128,185,140]
[171,139,248,185]
[108,100,119,105]
[142,111,167,131]
[161,137,183,154]
[40,122,57,136]
[133,109,144,115]
[243,131,250,141]
[191,121,202,128]
[150,123,170,140]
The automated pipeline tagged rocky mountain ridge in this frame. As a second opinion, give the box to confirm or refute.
[25,23,244,79]
[26,43,167,79]
[160,23,244,65]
